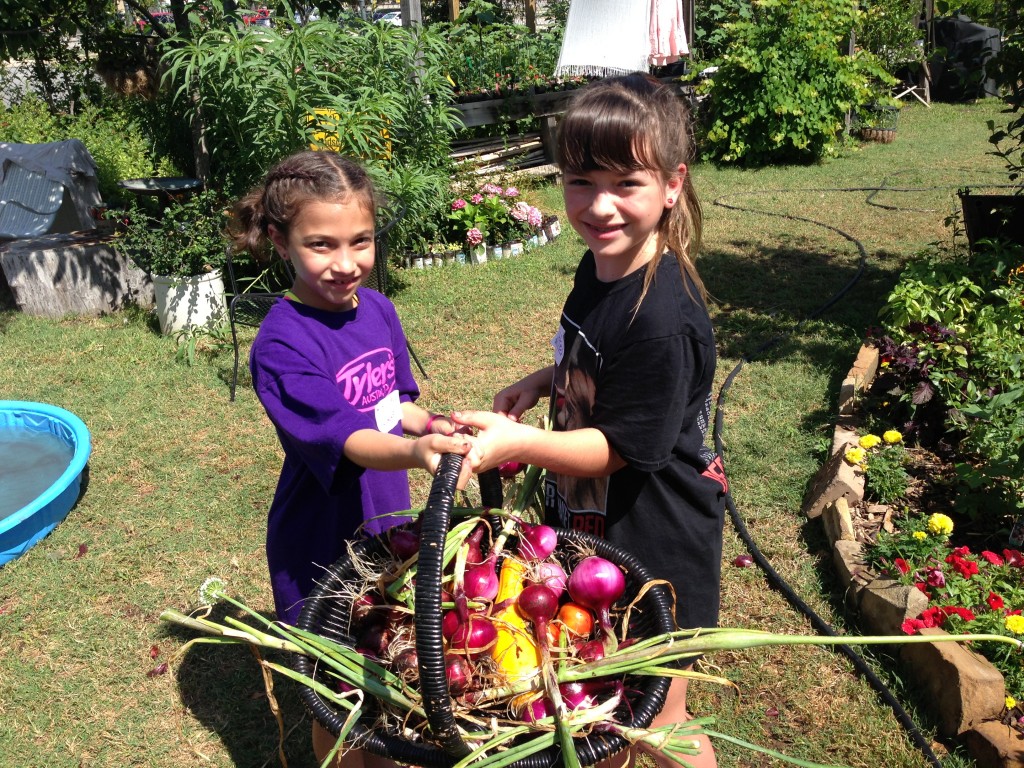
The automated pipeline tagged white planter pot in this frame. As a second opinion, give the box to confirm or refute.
[153,270,226,336]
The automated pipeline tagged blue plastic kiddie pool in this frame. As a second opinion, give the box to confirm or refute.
[0,401,91,566]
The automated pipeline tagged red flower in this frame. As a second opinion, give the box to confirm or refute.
[902,618,928,634]
[913,582,930,599]
[894,558,911,575]
[950,545,971,557]
[981,550,1005,566]
[918,606,946,627]
[945,553,979,578]
[941,605,976,623]
[987,592,1005,610]
[1003,549,1024,567]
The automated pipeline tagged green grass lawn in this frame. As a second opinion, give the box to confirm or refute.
[0,98,1011,768]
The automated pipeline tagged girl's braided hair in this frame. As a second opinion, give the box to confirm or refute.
[229,150,377,263]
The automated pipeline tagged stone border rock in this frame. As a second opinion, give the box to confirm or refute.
[802,344,1022,768]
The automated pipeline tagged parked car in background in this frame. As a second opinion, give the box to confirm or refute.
[135,10,173,32]
[242,7,271,26]
[375,10,401,25]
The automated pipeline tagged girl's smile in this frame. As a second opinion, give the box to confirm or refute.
[268,199,376,312]
[563,166,684,281]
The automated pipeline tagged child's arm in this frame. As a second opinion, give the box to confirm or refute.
[401,402,461,438]
[493,365,555,421]
[451,410,626,477]
[343,428,474,488]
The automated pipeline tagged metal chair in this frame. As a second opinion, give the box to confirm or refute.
[226,204,427,400]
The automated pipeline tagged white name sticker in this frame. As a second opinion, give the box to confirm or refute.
[374,389,402,433]
[552,326,565,366]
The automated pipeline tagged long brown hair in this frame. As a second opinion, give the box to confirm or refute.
[556,73,706,303]
[228,150,377,263]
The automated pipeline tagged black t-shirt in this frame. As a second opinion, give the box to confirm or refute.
[544,251,728,629]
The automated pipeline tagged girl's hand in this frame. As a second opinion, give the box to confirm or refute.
[424,413,471,437]
[493,366,554,421]
[451,410,532,473]
[413,434,474,489]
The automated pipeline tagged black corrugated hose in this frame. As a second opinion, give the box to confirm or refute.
[705,180,1015,768]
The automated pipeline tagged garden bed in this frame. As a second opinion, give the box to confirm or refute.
[803,343,1023,768]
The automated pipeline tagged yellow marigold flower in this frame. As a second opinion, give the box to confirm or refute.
[912,531,927,541]
[1006,615,1024,635]
[927,513,954,536]
[883,430,903,444]
[844,447,867,465]
[859,434,882,450]
[1007,696,1018,710]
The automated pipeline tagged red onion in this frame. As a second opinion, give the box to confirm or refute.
[463,563,499,601]
[559,679,623,710]
[526,696,554,722]
[442,609,459,641]
[449,616,497,658]
[575,639,605,663]
[465,522,487,566]
[518,523,557,560]
[389,527,420,560]
[532,561,567,596]
[517,584,559,627]
[733,554,754,568]
[356,622,391,658]
[567,556,626,652]
[445,654,472,695]
[392,648,419,682]
[351,592,382,627]
[499,461,527,478]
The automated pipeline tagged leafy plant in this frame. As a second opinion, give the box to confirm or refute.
[855,0,924,77]
[160,10,461,259]
[843,430,910,504]
[112,189,228,278]
[695,0,892,165]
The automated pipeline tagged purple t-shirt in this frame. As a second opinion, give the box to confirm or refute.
[250,288,419,625]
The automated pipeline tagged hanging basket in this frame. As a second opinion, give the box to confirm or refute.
[857,103,900,143]
[293,457,675,768]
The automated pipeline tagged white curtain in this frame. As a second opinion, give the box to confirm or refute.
[554,0,652,78]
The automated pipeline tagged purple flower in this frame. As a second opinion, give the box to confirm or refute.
[470,194,483,205]
[527,206,543,228]
[925,568,946,588]
[481,183,502,196]
[466,227,483,245]
[503,186,520,198]
[451,198,467,211]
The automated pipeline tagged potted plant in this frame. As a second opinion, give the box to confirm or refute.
[855,91,902,144]
[113,189,228,335]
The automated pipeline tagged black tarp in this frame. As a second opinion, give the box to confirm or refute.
[929,14,1002,102]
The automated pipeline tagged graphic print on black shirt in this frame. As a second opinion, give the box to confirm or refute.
[545,321,610,537]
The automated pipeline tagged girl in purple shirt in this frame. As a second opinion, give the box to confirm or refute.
[229,150,470,768]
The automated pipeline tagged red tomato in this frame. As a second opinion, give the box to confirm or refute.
[557,602,594,639]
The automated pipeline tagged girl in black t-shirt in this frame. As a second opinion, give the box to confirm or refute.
[454,73,727,768]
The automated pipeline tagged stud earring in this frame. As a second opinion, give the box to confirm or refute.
[667,198,675,206]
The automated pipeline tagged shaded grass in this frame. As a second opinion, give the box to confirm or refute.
[0,99,1007,767]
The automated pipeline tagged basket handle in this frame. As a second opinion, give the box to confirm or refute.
[413,456,503,758]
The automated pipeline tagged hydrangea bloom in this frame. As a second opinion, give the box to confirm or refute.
[503,186,520,198]
[510,201,531,221]
[466,227,483,245]
[470,194,484,204]
[481,183,502,196]
[451,199,467,211]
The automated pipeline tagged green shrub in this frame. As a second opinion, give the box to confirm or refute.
[161,13,461,250]
[0,94,182,204]
[696,0,891,165]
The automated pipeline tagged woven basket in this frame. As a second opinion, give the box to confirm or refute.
[294,455,675,767]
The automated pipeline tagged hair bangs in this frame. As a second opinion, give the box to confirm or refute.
[559,102,653,175]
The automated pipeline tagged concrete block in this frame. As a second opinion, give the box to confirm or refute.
[859,576,930,636]
[901,628,1005,738]
[803,448,865,519]
[963,719,1024,768]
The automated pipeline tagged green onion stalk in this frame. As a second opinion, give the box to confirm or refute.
[163,568,1023,768]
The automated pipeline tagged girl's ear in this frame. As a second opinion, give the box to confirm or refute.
[665,163,687,207]
[267,224,290,259]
